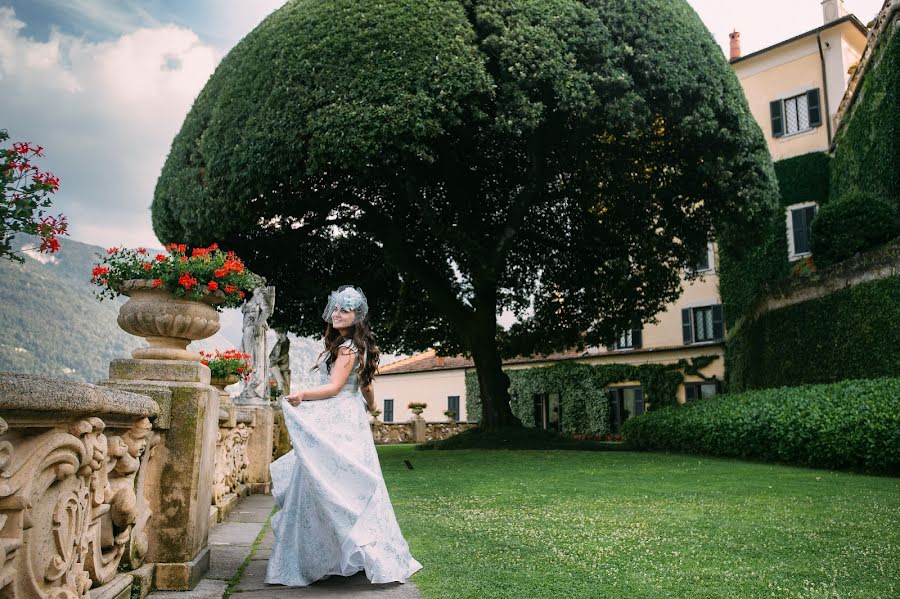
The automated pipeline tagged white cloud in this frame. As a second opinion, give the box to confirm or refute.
[0,6,220,249]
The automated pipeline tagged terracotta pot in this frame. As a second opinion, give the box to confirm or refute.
[116,279,225,361]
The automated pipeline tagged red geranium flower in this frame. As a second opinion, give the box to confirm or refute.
[151,278,163,288]
[207,281,219,291]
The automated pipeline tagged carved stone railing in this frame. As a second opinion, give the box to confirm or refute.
[211,389,253,523]
[371,420,477,444]
[0,372,159,599]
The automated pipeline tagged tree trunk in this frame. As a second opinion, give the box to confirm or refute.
[470,331,522,431]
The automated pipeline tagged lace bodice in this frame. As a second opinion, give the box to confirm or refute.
[316,339,362,397]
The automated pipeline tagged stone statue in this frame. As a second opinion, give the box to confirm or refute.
[236,286,276,405]
[269,328,291,398]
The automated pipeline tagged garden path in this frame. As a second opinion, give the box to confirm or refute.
[147,494,421,599]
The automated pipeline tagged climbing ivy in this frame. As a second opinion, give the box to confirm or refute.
[831,20,900,211]
[465,356,719,434]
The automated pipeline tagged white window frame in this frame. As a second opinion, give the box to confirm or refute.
[687,242,715,275]
[785,201,818,261]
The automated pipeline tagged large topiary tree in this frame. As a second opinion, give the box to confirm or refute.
[153,0,778,430]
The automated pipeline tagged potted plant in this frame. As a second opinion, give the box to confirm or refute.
[369,408,382,423]
[443,409,457,422]
[269,379,283,401]
[407,402,427,417]
[200,349,253,389]
[91,243,262,361]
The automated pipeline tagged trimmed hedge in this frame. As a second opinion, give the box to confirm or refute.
[725,275,900,390]
[831,19,900,212]
[718,152,828,329]
[811,191,900,268]
[623,377,900,473]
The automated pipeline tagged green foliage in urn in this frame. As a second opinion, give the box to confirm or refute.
[153,0,777,430]
[200,349,253,382]
[466,356,719,434]
[90,243,263,310]
[623,376,900,474]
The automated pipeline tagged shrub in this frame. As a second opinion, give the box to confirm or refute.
[623,377,900,473]
[811,191,900,268]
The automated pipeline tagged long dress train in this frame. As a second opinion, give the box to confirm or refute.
[265,339,423,586]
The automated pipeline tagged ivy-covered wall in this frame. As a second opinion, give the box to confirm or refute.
[726,275,900,391]
[830,19,899,211]
[465,357,718,432]
[718,151,830,329]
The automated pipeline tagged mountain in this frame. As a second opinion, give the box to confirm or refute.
[0,235,404,387]
[0,235,144,382]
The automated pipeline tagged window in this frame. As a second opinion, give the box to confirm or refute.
[786,202,818,259]
[532,393,562,432]
[688,243,715,274]
[770,89,822,138]
[607,387,644,434]
[447,396,461,422]
[684,381,720,402]
[681,304,724,344]
[383,399,394,422]
[608,326,642,351]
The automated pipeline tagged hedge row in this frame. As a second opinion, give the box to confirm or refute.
[622,377,900,473]
[725,275,900,391]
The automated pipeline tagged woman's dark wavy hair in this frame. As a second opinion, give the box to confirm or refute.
[315,319,380,388]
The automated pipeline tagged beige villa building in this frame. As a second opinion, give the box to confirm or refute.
[374,0,870,429]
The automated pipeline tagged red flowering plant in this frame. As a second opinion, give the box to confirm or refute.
[199,349,253,381]
[90,242,263,310]
[1,129,67,262]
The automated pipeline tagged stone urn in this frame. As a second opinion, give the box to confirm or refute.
[210,374,240,392]
[410,407,425,418]
[116,279,225,361]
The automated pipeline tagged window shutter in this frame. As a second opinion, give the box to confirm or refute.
[807,88,822,127]
[792,208,809,254]
[712,304,724,340]
[770,100,784,137]
[685,384,698,402]
[632,327,643,349]
[532,394,543,428]
[682,309,693,344]
[634,388,645,416]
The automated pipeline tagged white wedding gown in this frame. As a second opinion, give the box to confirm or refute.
[265,339,423,586]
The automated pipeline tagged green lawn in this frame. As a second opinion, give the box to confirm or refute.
[378,446,899,599]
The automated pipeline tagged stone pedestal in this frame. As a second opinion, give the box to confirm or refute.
[413,417,426,443]
[235,402,274,494]
[101,359,220,591]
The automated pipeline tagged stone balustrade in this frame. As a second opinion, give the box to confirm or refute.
[370,419,477,444]
[0,373,159,599]
[211,388,253,524]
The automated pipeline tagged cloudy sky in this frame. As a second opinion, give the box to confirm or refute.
[0,0,886,251]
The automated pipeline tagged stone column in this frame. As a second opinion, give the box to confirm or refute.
[234,286,276,494]
[413,416,426,443]
[101,359,219,591]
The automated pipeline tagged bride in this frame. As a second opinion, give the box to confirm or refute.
[265,285,423,586]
